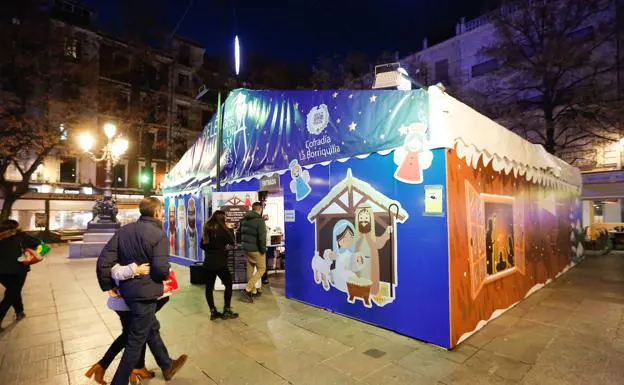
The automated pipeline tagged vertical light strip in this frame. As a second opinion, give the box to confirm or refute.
[234,35,241,75]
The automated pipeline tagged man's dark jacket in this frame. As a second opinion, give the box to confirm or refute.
[96,216,170,301]
[240,210,267,254]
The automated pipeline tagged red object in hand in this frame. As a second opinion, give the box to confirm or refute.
[162,270,179,297]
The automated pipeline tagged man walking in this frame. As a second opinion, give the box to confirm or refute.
[97,197,187,385]
[240,202,267,303]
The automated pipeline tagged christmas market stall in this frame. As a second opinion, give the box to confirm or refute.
[161,86,582,349]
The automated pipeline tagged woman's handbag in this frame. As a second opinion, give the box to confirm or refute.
[18,242,51,266]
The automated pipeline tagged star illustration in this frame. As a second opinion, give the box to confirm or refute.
[358,111,362,115]
[399,125,408,136]
[336,118,341,123]
[349,94,354,99]
[348,122,357,131]
[332,92,339,98]
[380,134,385,140]
[369,95,377,103]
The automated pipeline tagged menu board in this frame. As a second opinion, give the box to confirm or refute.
[227,246,249,285]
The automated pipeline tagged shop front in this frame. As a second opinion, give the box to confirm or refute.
[580,170,624,239]
[162,87,582,349]
[0,192,146,237]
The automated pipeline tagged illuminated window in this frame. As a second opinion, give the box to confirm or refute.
[59,157,77,183]
[64,38,80,59]
[59,123,68,140]
[113,164,126,187]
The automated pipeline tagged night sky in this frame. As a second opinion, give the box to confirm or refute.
[85,0,495,65]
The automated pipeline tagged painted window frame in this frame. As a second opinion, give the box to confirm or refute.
[466,182,526,300]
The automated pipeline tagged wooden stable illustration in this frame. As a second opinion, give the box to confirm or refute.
[307,169,408,308]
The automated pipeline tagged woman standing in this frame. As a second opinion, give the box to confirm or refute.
[201,210,238,320]
[0,219,42,332]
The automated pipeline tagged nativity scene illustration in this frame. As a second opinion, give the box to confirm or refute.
[308,169,408,308]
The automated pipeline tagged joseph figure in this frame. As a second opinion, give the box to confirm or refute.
[355,206,391,295]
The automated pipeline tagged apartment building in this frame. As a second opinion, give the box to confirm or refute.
[387,1,624,230]
[2,0,212,231]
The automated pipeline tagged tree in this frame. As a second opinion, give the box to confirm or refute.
[0,0,97,220]
[310,52,372,89]
[471,0,620,156]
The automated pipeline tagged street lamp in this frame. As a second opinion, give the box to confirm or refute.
[80,123,128,225]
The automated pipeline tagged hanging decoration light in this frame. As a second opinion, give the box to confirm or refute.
[234,35,241,76]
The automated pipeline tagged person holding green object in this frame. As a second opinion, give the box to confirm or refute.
[0,219,44,332]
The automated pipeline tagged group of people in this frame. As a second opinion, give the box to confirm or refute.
[0,196,269,385]
[201,201,268,317]
[88,197,269,384]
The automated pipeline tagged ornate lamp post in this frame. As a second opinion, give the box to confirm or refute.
[79,123,128,227]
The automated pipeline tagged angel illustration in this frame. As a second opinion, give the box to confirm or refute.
[393,122,433,184]
[289,159,311,201]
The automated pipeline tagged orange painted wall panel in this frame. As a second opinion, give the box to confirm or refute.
[446,149,574,347]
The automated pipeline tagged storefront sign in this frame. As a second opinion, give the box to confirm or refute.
[260,174,281,191]
[213,191,258,228]
[583,170,624,184]
[21,192,102,201]
[284,209,296,222]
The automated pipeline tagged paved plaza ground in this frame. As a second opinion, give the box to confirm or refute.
[0,245,623,384]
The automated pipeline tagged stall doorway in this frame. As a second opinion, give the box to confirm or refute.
[261,191,286,292]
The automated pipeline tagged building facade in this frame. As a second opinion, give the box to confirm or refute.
[2,0,212,232]
[386,1,624,233]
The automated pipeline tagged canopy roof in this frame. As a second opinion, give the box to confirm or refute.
[163,87,581,193]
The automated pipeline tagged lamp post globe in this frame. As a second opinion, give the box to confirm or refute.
[103,123,117,139]
[80,123,128,228]
[79,132,94,152]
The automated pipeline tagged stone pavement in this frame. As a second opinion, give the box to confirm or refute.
[1,245,623,385]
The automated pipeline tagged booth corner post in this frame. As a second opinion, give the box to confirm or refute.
[216,91,223,192]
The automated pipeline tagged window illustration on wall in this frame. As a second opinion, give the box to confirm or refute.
[308,169,408,308]
[465,181,526,299]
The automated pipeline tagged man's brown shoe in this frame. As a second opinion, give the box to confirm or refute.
[162,355,188,381]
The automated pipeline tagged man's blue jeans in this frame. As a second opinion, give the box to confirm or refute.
[111,300,172,385]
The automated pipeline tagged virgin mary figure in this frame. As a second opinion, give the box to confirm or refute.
[328,220,363,293]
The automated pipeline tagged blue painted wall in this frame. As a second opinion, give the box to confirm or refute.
[221,149,451,348]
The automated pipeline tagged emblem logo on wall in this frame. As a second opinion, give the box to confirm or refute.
[308,169,408,308]
[289,159,312,201]
[393,122,433,184]
[306,104,330,135]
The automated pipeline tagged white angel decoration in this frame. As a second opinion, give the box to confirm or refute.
[289,159,311,201]
[393,122,433,184]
